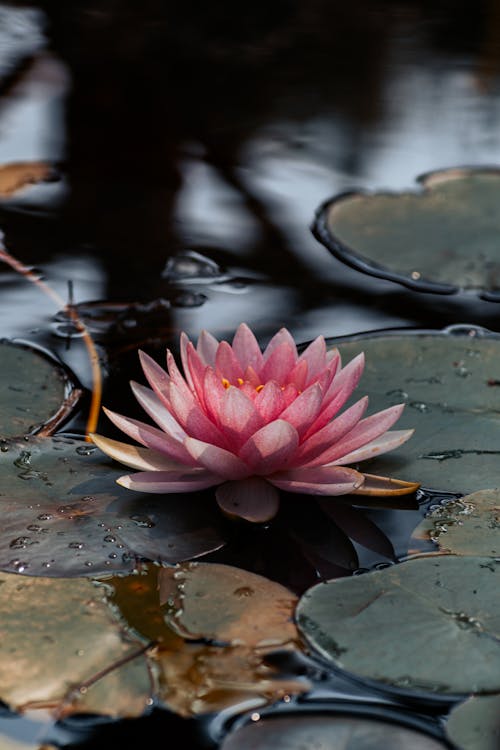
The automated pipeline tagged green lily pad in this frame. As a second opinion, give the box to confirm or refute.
[331,326,500,495]
[0,570,152,717]
[446,694,500,750]
[220,714,449,750]
[296,555,500,698]
[0,436,226,577]
[313,167,500,297]
[411,489,500,557]
[0,340,81,439]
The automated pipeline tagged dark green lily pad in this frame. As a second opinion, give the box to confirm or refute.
[331,326,500,495]
[0,570,152,717]
[0,436,226,577]
[0,340,82,440]
[220,714,449,750]
[313,167,500,297]
[296,555,500,698]
[446,694,500,750]
[411,489,500,557]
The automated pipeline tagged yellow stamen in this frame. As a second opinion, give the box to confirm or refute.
[256,384,264,393]
[237,377,244,385]
[222,378,231,389]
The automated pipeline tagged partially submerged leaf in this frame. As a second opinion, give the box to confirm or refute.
[0,341,81,440]
[0,162,55,197]
[0,437,226,577]
[411,489,500,557]
[446,693,500,750]
[296,555,500,698]
[0,571,152,717]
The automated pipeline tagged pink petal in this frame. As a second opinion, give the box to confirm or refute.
[186,342,209,407]
[263,327,297,361]
[179,332,195,390]
[281,383,300,408]
[117,469,220,493]
[102,406,196,465]
[243,365,261,388]
[130,382,186,441]
[280,383,324,437]
[196,329,219,366]
[295,397,369,467]
[231,323,264,372]
[269,465,365,495]
[239,419,299,474]
[219,386,264,446]
[138,350,172,409]
[261,343,296,384]
[184,437,250,479]
[215,340,244,383]
[169,381,229,448]
[317,403,407,466]
[298,335,327,385]
[332,429,414,465]
[202,368,227,425]
[254,380,286,421]
[286,358,308,391]
[216,478,280,522]
[90,433,183,471]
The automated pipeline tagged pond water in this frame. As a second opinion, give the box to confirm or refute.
[2,1,500,748]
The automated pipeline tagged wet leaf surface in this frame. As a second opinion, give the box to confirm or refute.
[330,328,500,495]
[0,437,226,577]
[111,563,309,717]
[411,489,500,557]
[296,555,500,697]
[0,341,81,440]
[446,694,500,750]
[314,168,500,296]
[220,714,449,749]
[0,570,152,717]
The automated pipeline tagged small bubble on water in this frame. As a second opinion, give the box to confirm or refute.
[37,513,53,521]
[9,536,37,549]
[13,450,31,468]
[84,561,93,567]
[103,535,116,543]
[130,514,155,528]
[410,401,430,413]
[68,542,84,550]
[76,445,96,456]
[108,553,117,559]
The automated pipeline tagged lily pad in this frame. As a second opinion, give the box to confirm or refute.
[220,714,449,750]
[296,555,500,698]
[0,436,226,577]
[411,489,500,557]
[446,694,500,750]
[0,340,81,439]
[0,570,152,717]
[313,167,500,298]
[330,326,500,495]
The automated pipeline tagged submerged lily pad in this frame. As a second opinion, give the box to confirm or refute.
[313,167,500,297]
[0,570,152,717]
[296,555,500,698]
[0,437,226,577]
[446,694,500,750]
[411,489,500,557]
[220,714,449,750]
[0,340,81,439]
[330,326,500,495]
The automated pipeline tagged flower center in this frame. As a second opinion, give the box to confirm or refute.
[221,377,264,392]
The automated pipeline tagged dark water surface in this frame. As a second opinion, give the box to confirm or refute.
[1,1,500,747]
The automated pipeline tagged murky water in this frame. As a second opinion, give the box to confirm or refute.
[2,1,500,747]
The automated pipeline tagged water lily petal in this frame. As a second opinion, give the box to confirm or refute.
[232,322,264,372]
[196,329,219,366]
[130,382,186,440]
[298,335,327,384]
[280,383,324,437]
[185,341,209,407]
[169,380,230,448]
[215,340,244,383]
[103,406,196,465]
[332,428,415,465]
[216,477,280,522]
[263,327,297,361]
[239,419,299,474]
[322,403,407,465]
[295,396,369,466]
[202,367,227,424]
[261,343,296,383]
[254,380,286,421]
[184,437,250,479]
[286,358,308,391]
[117,469,220,493]
[138,349,171,408]
[219,386,264,446]
[269,465,365,495]
[90,433,183,471]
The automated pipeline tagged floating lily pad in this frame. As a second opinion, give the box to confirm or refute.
[0,436,226,577]
[313,167,500,298]
[0,570,152,717]
[411,489,500,557]
[296,555,500,699]
[446,694,500,750]
[220,714,449,750]
[330,326,500,495]
[0,340,81,439]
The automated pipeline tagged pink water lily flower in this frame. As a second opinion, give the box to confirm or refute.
[91,324,418,522]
